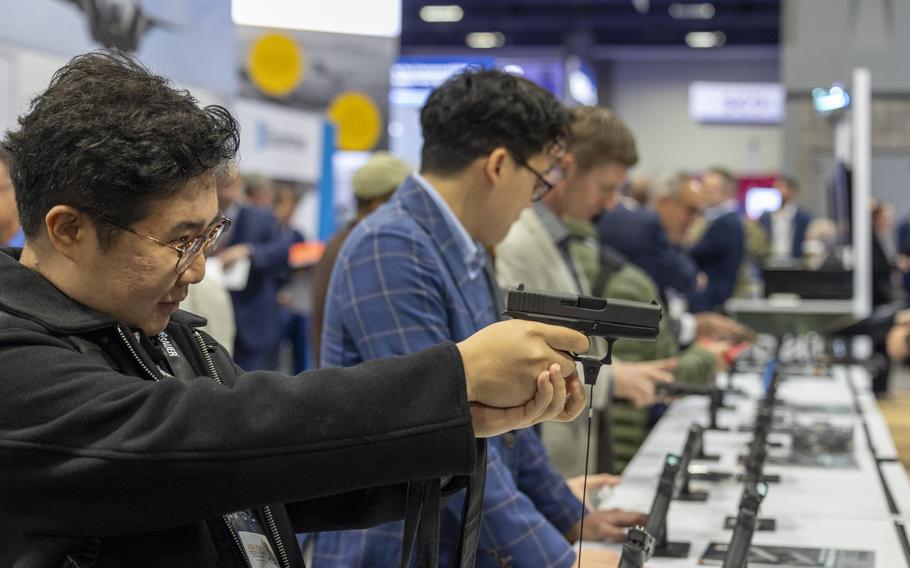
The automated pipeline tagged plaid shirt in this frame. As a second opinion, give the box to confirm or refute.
[305,176,583,568]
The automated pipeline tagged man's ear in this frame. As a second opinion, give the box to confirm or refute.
[44,205,95,261]
[484,148,510,183]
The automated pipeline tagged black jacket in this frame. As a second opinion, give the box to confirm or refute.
[0,249,479,567]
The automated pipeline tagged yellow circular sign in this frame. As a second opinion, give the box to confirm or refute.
[247,34,303,97]
[327,91,382,151]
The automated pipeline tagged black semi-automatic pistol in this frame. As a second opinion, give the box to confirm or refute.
[504,285,661,385]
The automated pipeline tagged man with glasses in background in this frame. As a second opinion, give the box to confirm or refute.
[310,70,630,568]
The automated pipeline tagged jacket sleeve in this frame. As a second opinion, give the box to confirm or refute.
[513,429,583,534]
[453,441,577,568]
[324,224,452,362]
[673,344,717,385]
[650,219,697,297]
[0,326,476,538]
[689,221,727,262]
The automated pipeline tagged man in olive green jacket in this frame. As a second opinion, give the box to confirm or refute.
[565,217,723,471]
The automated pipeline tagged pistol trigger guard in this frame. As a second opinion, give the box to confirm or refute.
[603,339,615,366]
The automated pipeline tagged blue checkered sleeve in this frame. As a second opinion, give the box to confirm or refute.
[514,428,585,534]
[321,223,452,367]
[462,438,578,568]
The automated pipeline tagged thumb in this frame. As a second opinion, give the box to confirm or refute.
[534,322,590,354]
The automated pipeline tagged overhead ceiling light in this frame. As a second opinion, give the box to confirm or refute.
[420,5,464,23]
[669,2,715,19]
[685,31,726,48]
[466,32,505,49]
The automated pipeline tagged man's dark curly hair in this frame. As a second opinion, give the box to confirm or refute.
[1,50,239,248]
[419,69,569,175]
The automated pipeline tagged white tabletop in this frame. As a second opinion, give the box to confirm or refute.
[590,363,910,567]
[724,298,856,315]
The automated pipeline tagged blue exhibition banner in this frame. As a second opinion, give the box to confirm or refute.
[318,122,336,241]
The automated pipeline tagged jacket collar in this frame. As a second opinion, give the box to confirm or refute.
[391,176,486,285]
[532,201,571,247]
[386,177,497,328]
[0,248,205,334]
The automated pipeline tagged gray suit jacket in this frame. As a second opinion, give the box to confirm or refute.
[496,206,612,477]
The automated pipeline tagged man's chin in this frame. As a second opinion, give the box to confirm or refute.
[141,314,173,337]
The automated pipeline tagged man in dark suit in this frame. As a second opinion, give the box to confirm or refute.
[597,173,700,300]
[759,175,812,259]
[216,164,294,370]
[689,167,745,312]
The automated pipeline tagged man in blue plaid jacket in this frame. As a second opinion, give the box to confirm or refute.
[305,70,642,568]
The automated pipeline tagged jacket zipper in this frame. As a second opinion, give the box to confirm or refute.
[192,331,292,568]
[193,331,224,384]
[116,325,159,381]
[262,505,292,568]
[223,517,254,568]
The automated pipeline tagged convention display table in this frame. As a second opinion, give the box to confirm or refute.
[586,364,910,567]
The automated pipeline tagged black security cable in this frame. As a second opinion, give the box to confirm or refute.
[576,361,604,567]
[577,383,595,567]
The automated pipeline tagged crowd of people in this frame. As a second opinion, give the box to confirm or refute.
[0,49,908,568]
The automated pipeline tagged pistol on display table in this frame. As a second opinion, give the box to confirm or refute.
[619,526,655,568]
[504,285,661,385]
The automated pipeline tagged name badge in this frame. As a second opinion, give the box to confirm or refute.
[237,531,281,568]
[226,511,281,568]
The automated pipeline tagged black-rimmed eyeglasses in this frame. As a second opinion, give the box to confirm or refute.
[91,213,231,274]
[521,162,564,202]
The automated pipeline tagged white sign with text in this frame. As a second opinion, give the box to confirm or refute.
[689,81,785,125]
[232,98,323,183]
